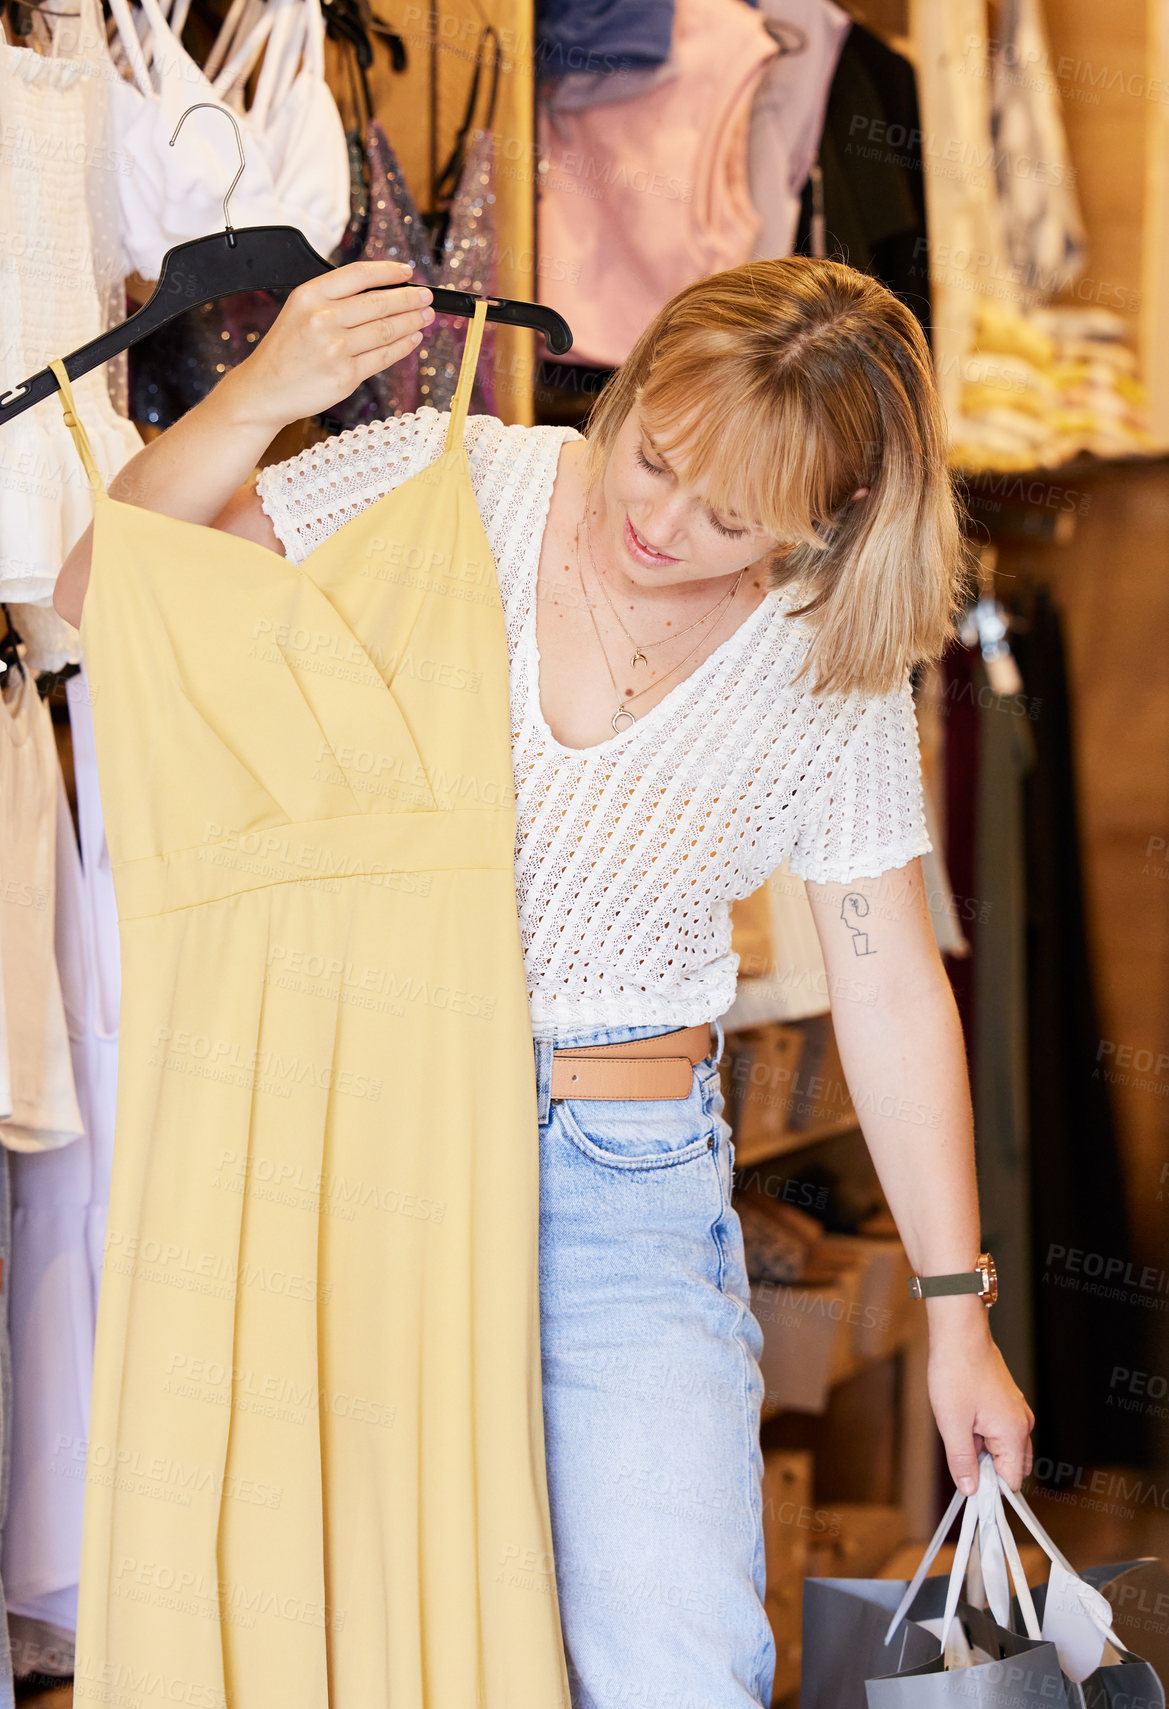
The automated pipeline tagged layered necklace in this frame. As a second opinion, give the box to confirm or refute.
[576,505,746,734]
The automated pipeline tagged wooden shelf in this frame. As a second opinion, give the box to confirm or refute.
[722,1015,861,1166]
[957,446,1169,487]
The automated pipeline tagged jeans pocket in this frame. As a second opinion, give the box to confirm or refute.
[556,1067,718,1172]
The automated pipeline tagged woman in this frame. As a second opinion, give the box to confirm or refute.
[57,254,1033,1707]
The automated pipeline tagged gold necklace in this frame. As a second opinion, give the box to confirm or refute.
[575,523,747,734]
[583,504,744,669]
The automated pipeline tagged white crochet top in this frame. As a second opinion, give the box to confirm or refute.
[256,409,932,1037]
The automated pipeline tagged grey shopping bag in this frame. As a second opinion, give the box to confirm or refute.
[829,1452,1072,1707]
[865,1616,1071,1707]
[800,1575,952,1709]
[1030,1561,1166,1709]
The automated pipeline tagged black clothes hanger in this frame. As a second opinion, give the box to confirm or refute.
[0,101,572,427]
[322,0,406,79]
[321,0,374,77]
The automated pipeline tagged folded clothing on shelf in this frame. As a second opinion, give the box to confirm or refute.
[950,300,1152,471]
[736,1189,825,1284]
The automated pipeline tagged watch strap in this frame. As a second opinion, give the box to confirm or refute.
[908,1270,985,1300]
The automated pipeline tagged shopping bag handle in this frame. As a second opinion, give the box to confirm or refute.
[883,1451,1043,1654]
[994,1468,1120,1651]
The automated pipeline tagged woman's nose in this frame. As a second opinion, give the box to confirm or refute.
[640,496,689,547]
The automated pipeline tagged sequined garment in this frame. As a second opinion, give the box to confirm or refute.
[317,120,431,432]
[128,292,284,427]
[422,123,497,417]
[128,128,369,428]
[334,125,372,264]
[319,120,496,433]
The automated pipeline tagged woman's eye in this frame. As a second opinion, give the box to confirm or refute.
[709,513,746,540]
[636,448,665,476]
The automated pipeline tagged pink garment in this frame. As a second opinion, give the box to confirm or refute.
[537,0,776,368]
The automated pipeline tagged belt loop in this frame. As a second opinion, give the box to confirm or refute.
[533,1035,553,1125]
[711,1017,725,1066]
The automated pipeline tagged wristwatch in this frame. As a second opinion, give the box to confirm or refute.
[908,1251,997,1305]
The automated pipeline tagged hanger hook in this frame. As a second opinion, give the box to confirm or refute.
[169,101,246,246]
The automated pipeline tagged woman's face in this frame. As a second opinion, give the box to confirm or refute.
[595,406,781,591]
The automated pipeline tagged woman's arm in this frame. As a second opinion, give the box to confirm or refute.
[804,858,1034,1494]
[53,259,434,626]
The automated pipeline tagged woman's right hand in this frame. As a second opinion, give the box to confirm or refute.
[224,258,435,434]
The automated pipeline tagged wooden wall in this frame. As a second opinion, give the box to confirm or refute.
[1001,1,1169,1275]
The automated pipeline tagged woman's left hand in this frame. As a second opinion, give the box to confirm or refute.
[927,1312,1035,1495]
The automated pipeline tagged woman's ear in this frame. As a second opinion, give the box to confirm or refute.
[851,486,870,502]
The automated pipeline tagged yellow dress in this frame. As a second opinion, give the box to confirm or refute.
[50,307,572,1709]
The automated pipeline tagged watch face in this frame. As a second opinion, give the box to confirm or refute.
[980,1251,998,1305]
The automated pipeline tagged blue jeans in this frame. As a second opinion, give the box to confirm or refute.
[533,1019,775,1709]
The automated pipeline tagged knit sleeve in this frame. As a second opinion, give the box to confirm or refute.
[255,408,454,565]
[787,674,933,885]
[253,407,536,572]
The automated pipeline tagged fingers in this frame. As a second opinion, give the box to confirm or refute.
[980,1423,1032,1492]
[943,1428,981,1497]
[349,304,434,362]
[337,284,434,333]
[314,257,418,300]
[334,283,434,325]
[351,326,428,383]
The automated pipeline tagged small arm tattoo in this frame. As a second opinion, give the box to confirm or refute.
[841,891,877,956]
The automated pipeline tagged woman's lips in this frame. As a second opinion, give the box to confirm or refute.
[623,514,680,566]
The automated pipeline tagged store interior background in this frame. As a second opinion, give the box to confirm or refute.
[5,0,1169,1702]
[282,0,1169,1700]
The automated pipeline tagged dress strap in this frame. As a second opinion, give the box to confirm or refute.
[48,360,107,499]
[444,298,489,454]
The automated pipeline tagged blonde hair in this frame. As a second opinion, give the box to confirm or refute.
[585,257,971,699]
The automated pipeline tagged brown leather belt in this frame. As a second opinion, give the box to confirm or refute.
[549,1023,716,1102]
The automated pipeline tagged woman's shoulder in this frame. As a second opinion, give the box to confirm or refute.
[465,414,580,485]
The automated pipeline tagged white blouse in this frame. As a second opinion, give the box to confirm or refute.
[256,407,932,1038]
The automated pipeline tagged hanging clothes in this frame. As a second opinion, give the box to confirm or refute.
[1011,590,1152,1470]
[0,0,142,636]
[128,290,288,429]
[51,306,571,1706]
[988,0,1086,297]
[319,37,500,434]
[0,670,83,1152]
[3,664,118,1639]
[316,121,432,431]
[122,0,360,427]
[941,644,980,1052]
[536,0,676,76]
[537,0,777,369]
[794,20,931,345]
[747,0,851,260]
[971,664,1036,1406]
[4,765,110,1634]
[105,0,349,281]
[541,57,681,114]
